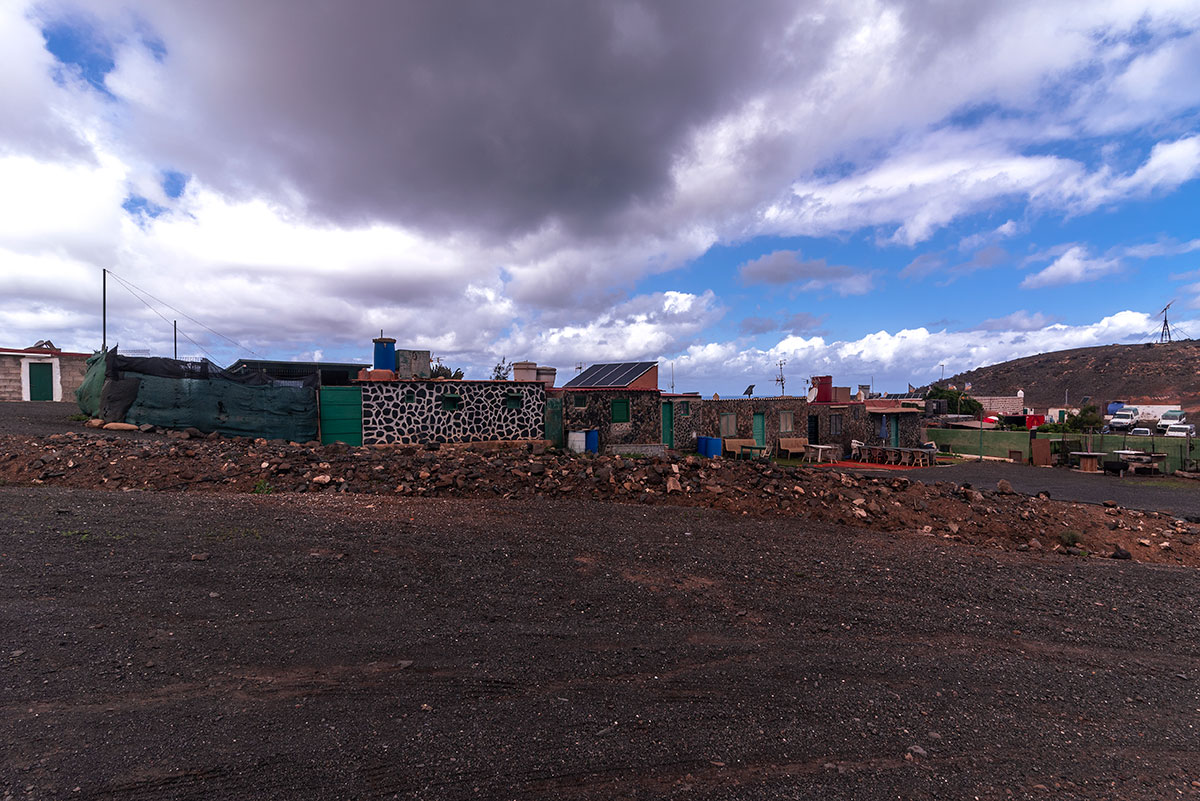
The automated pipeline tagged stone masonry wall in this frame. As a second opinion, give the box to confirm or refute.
[698,397,810,451]
[361,380,545,445]
[562,389,661,451]
[0,356,21,402]
[670,397,701,451]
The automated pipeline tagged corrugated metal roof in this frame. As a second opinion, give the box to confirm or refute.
[563,361,656,389]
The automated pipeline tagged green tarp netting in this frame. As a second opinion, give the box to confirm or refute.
[78,348,318,442]
[75,350,106,418]
[125,374,317,441]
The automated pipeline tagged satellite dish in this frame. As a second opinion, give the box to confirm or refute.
[743,384,755,397]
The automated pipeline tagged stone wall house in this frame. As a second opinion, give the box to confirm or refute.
[698,397,810,453]
[562,388,661,452]
[360,380,546,445]
[0,343,91,402]
[666,395,701,451]
[806,402,872,456]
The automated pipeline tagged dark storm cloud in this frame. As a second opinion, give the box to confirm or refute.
[99,0,810,239]
[738,311,824,335]
[737,250,872,295]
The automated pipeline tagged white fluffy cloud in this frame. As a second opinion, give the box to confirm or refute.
[1,1,1199,382]
[1021,246,1122,289]
[670,310,1166,393]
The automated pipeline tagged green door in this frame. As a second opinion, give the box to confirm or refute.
[319,386,362,445]
[752,412,765,447]
[807,414,819,443]
[544,397,563,448]
[889,414,900,447]
[28,362,53,401]
[661,402,674,448]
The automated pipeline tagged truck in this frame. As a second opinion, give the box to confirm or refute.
[1108,407,1139,431]
[1156,409,1187,433]
[1108,404,1182,431]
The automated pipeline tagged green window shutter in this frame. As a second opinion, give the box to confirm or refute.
[505,392,522,410]
[574,394,587,408]
[611,399,630,423]
[441,393,462,411]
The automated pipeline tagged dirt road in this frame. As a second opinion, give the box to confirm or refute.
[3,487,1200,799]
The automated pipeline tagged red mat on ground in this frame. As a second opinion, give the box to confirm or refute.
[810,460,927,470]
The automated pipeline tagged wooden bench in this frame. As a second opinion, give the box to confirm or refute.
[777,437,809,459]
[721,438,758,458]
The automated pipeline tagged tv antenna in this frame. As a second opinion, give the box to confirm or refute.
[774,359,786,396]
[1159,300,1174,344]
[574,361,584,374]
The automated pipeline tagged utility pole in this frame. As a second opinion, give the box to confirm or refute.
[670,362,675,393]
[173,320,178,360]
[102,268,107,352]
[939,364,945,383]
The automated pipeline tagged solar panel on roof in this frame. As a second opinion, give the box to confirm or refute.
[563,361,656,388]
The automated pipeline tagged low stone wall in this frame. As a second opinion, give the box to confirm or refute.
[361,380,545,445]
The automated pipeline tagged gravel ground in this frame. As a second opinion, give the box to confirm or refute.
[3,487,1200,800]
[904,461,1200,519]
[0,402,149,441]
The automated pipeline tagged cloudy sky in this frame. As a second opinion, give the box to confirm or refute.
[3,0,1199,394]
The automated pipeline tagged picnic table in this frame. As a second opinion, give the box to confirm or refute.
[1070,451,1107,474]
[804,444,836,463]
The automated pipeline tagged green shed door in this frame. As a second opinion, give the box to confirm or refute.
[752,412,765,447]
[28,362,53,401]
[661,402,674,448]
[319,386,363,446]
[544,397,563,448]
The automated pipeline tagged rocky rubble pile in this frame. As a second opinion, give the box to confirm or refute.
[3,427,1198,566]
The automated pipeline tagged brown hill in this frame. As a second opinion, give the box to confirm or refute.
[946,339,1200,412]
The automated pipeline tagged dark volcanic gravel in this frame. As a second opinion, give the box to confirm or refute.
[3,487,1200,799]
[907,460,1200,519]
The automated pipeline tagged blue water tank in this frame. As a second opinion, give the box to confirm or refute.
[372,337,396,370]
[705,437,723,458]
[585,429,599,454]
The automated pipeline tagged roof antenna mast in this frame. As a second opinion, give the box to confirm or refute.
[1159,300,1174,344]
[774,359,786,396]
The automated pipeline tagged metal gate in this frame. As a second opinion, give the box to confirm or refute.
[544,397,563,448]
[319,386,363,446]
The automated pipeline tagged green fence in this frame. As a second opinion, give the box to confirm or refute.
[927,428,1033,460]
[927,428,1199,474]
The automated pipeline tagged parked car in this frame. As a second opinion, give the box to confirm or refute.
[1109,407,1139,431]
[1156,410,1187,433]
[1129,427,1153,437]
[1165,423,1196,437]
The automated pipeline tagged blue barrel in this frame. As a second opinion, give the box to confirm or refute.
[372,337,396,370]
[706,437,722,458]
[585,429,599,454]
[698,436,714,457]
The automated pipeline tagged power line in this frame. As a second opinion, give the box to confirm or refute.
[106,269,260,357]
[106,272,222,363]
